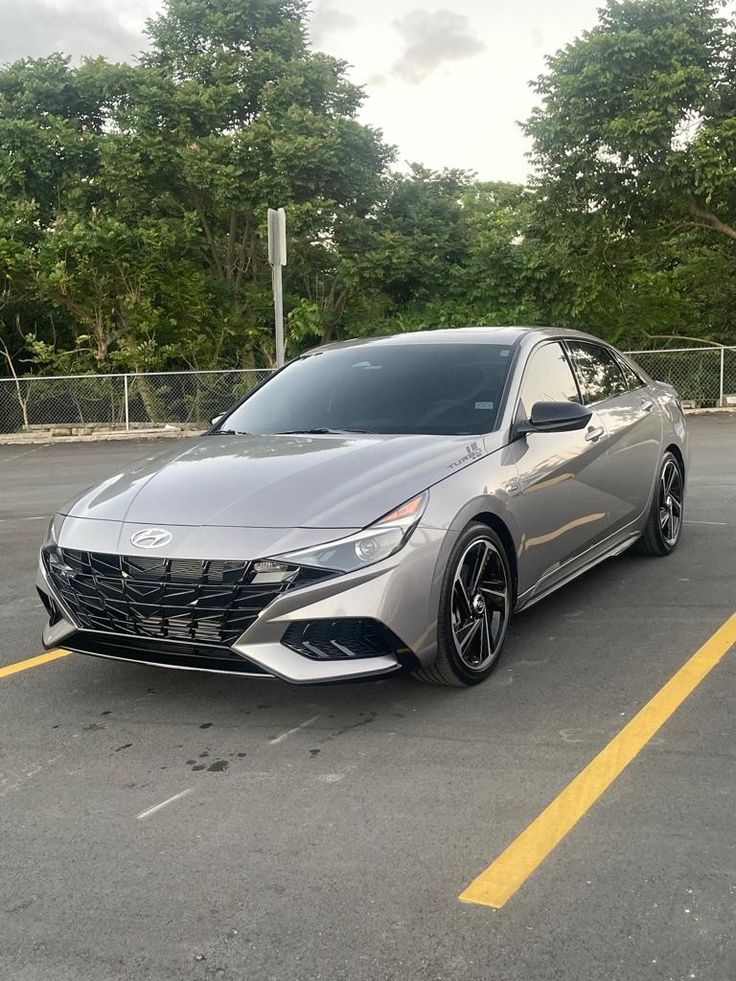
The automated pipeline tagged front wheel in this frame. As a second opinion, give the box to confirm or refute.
[636,451,685,556]
[414,523,512,687]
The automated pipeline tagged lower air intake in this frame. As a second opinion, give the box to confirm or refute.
[282,619,412,662]
[66,631,272,675]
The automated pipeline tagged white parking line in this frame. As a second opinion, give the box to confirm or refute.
[685,520,727,526]
[268,715,320,746]
[0,447,43,465]
[137,788,194,821]
[0,516,47,523]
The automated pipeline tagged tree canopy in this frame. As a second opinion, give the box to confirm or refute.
[1,0,735,380]
[523,0,736,345]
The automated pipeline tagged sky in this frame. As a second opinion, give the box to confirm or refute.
[0,0,607,182]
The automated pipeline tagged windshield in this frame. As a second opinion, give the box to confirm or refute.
[218,342,515,436]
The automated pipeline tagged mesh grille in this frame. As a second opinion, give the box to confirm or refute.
[282,619,411,661]
[44,548,330,646]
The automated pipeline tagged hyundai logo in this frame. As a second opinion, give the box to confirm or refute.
[130,528,173,549]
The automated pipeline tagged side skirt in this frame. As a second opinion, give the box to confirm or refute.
[515,529,642,613]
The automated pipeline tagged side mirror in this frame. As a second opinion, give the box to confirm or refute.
[211,413,226,427]
[514,401,592,438]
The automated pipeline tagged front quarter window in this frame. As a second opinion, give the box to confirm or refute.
[517,342,580,420]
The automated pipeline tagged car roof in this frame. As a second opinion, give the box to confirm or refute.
[307,326,610,354]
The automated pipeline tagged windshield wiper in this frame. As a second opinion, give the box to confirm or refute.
[274,428,374,436]
[214,429,250,436]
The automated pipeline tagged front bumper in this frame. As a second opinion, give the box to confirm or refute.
[37,525,449,684]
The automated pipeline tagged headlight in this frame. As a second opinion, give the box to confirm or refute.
[43,514,64,547]
[276,491,429,574]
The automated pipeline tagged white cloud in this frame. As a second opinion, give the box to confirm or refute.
[390,9,485,84]
[309,0,356,47]
[0,0,155,65]
[0,0,612,181]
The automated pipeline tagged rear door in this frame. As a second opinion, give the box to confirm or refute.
[509,340,613,597]
[565,341,662,532]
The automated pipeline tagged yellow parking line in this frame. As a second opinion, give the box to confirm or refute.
[0,649,70,680]
[459,612,736,909]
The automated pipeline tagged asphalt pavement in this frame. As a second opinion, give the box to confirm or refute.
[0,419,734,981]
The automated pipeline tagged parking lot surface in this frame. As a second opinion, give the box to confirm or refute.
[1,419,735,981]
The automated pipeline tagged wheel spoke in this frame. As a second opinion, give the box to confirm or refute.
[480,584,506,599]
[480,585,506,612]
[468,542,491,594]
[454,576,473,619]
[456,618,482,651]
[482,607,494,655]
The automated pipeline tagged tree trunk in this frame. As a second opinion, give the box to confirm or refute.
[1,333,31,430]
[688,200,736,242]
[131,371,164,425]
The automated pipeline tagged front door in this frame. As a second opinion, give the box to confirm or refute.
[509,340,613,598]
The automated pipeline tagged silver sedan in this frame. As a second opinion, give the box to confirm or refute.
[38,327,687,687]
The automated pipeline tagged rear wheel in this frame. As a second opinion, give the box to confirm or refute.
[414,523,512,687]
[636,451,684,556]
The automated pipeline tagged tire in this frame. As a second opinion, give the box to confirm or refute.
[635,451,685,556]
[414,523,513,687]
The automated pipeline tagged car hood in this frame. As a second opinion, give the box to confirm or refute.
[60,432,493,530]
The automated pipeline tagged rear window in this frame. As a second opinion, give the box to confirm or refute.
[566,341,628,404]
[220,343,515,436]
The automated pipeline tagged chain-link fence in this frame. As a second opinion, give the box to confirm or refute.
[627,347,736,408]
[0,369,272,434]
[1,349,735,434]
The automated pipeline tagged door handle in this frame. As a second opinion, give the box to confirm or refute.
[640,398,654,413]
[585,425,605,443]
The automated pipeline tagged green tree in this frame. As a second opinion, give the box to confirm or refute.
[0,56,93,373]
[131,0,392,364]
[0,0,394,373]
[455,181,542,326]
[295,168,541,344]
[523,0,736,344]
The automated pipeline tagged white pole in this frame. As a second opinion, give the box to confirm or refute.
[272,263,285,370]
[719,347,725,406]
[124,373,130,431]
[268,208,287,369]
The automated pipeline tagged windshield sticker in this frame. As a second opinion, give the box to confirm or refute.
[475,401,494,410]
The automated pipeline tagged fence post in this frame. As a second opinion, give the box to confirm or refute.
[719,348,725,407]
[124,374,130,431]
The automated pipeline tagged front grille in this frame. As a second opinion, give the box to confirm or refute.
[44,548,331,646]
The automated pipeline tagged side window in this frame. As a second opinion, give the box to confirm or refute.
[566,341,627,404]
[518,342,580,419]
[616,355,646,391]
